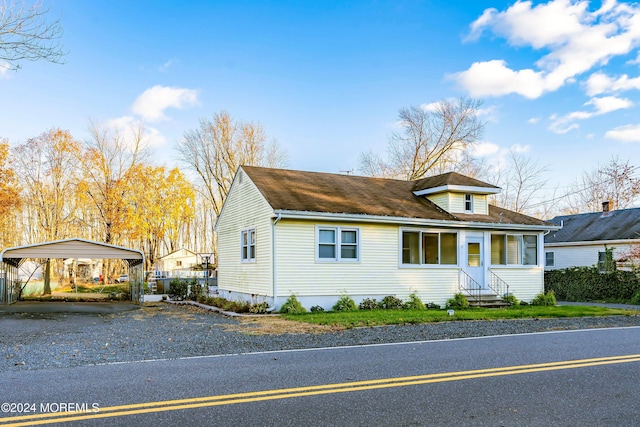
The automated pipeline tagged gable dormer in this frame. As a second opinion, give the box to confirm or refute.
[412,172,501,215]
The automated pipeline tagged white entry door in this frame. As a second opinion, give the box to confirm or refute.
[466,237,485,289]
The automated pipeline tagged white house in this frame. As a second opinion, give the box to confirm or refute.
[156,248,200,278]
[544,204,640,271]
[215,166,560,310]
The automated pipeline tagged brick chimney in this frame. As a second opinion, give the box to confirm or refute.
[602,201,614,215]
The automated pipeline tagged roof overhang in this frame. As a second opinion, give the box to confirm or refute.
[0,238,145,268]
[413,185,502,197]
[273,210,560,232]
[545,238,640,248]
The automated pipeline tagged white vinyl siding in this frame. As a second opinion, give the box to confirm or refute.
[490,268,544,302]
[216,171,273,295]
[426,193,450,211]
[276,220,460,306]
[544,243,636,270]
[429,193,489,215]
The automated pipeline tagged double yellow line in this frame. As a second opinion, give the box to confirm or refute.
[2,354,639,426]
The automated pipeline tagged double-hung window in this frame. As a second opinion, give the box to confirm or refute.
[545,251,555,267]
[241,228,256,262]
[491,234,538,266]
[464,194,473,213]
[317,227,359,261]
[401,230,457,265]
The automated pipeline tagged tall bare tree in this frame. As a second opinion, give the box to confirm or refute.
[567,157,640,213]
[358,98,485,180]
[0,0,66,71]
[177,110,287,218]
[489,150,549,215]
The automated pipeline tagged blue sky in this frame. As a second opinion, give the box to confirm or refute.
[3,0,640,199]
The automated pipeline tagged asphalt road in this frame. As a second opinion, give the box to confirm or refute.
[1,326,639,426]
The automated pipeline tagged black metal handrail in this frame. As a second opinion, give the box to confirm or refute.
[489,270,510,299]
[459,269,483,306]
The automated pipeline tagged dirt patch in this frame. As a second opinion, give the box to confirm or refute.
[142,302,343,335]
[225,316,345,335]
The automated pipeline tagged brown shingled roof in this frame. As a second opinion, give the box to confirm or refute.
[413,171,501,192]
[241,166,551,227]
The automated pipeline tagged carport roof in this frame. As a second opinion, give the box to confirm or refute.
[0,238,144,268]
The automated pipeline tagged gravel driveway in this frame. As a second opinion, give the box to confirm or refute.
[2,302,640,372]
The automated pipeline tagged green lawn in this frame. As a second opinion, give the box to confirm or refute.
[281,305,640,329]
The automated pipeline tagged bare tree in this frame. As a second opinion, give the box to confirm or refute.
[177,111,287,218]
[490,150,549,215]
[358,98,485,180]
[0,0,66,71]
[567,157,640,213]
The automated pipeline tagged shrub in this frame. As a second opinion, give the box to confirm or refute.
[168,278,188,300]
[249,302,269,314]
[532,290,556,306]
[545,266,640,303]
[280,295,307,314]
[310,305,325,313]
[446,293,469,309]
[426,302,441,310]
[333,294,358,312]
[358,298,379,310]
[187,279,201,301]
[631,291,640,306]
[379,295,404,309]
[503,294,519,306]
[404,292,425,310]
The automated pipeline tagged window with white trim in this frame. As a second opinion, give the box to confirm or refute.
[464,194,473,213]
[491,234,538,266]
[401,230,457,265]
[241,228,256,262]
[317,227,359,261]
[545,251,555,267]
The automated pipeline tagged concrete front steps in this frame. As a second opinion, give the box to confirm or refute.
[465,293,511,308]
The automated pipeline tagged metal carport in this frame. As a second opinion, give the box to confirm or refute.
[0,238,145,304]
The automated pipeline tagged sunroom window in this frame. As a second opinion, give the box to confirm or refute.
[491,234,538,266]
[402,230,457,265]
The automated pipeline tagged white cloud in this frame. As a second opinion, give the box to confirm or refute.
[586,71,640,96]
[106,116,166,149]
[449,60,547,99]
[0,62,11,79]
[471,142,500,157]
[454,0,640,99]
[528,117,541,124]
[605,123,640,142]
[131,85,199,122]
[419,101,442,112]
[549,95,633,133]
[158,59,175,72]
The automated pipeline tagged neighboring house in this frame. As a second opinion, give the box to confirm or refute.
[156,249,200,278]
[214,166,560,310]
[544,203,640,271]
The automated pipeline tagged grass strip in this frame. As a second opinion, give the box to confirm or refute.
[281,306,639,328]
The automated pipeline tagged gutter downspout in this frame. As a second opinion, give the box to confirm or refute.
[266,213,282,312]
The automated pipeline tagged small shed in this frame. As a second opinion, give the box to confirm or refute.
[0,238,145,304]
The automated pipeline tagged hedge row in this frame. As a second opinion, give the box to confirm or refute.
[544,267,640,302]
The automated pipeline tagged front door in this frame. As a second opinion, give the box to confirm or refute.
[466,237,485,289]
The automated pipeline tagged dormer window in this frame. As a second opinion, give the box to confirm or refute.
[464,194,473,213]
